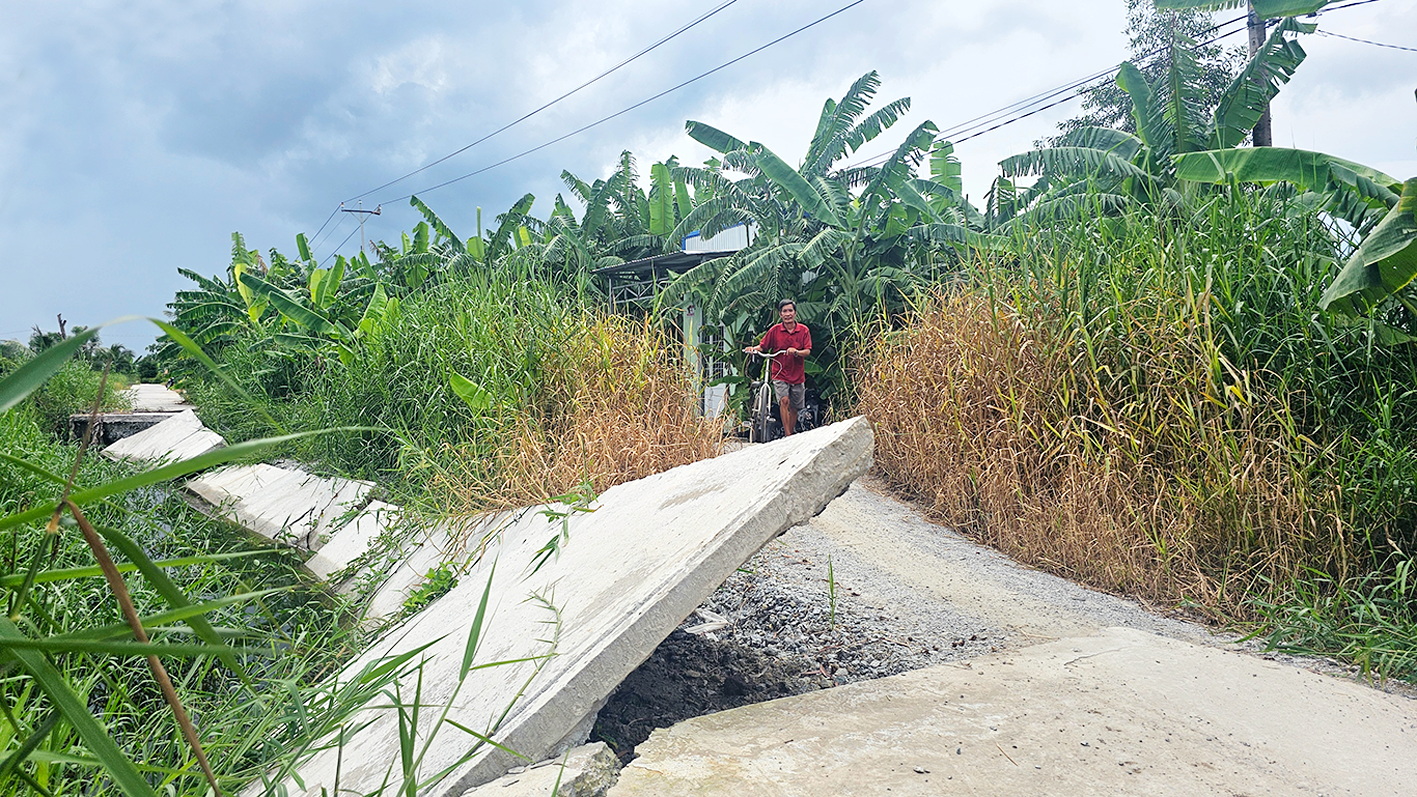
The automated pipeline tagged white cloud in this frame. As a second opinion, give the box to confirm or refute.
[2,0,1412,351]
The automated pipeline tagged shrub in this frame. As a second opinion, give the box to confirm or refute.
[29,359,129,437]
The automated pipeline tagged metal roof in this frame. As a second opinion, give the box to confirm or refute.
[592,250,739,278]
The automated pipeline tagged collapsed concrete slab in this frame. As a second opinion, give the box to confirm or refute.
[186,464,374,551]
[187,464,441,621]
[187,464,291,509]
[123,383,192,412]
[249,417,873,797]
[610,625,1417,795]
[100,409,225,463]
[303,499,400,583]
[356,509,524,622]
[460,742,620,797]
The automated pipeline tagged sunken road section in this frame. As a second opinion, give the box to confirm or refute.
[244,417,873,796]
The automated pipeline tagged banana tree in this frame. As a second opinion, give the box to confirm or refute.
[998,16,1311,221]
[660,72,987,399]
[546,152,694,272]
[1156,0,1333,143]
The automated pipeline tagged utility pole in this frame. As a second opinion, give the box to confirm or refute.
[1248,2,1272,146]
[340,201,382,255]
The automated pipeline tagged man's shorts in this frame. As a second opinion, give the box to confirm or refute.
[772,380,806,412]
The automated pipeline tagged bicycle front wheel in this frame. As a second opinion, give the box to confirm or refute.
[752,383,776,443]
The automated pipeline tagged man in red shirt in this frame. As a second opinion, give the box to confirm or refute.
[743,299,812,436]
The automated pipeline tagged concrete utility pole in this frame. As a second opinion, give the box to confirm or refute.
[1248,2,1272,146]
[340,201,382,255]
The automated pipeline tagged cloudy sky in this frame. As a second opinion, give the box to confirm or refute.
[2,0,1412,351]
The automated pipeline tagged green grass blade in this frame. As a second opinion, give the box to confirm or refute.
[0,449,86,488]
[0,616,161,797]
[1,637,261,657]
[0,710,60,784]
[440,718,530,760]
[50,588,286,642]
[95,522,250,677]
[460,562,496,679]
[0,551,267,589]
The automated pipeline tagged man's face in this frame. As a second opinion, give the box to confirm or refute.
[779,303,796,325]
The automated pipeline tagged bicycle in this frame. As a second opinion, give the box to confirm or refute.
[746,350,785,443]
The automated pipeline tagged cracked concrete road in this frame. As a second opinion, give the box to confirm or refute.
[609,478,1417,796]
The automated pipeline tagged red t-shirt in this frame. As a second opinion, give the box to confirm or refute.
[759,322,812,384]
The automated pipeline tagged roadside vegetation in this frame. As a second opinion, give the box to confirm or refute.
[145,0,1415,681]
[6,0,1417,792]
[0,339,372,794]
[174,267,723,516]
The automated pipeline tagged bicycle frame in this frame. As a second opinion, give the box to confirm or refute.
[746,351,784,443]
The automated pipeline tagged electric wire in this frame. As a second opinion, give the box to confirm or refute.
[309,213,353,254]
[319,223,362,267]
[1316,29,1417,52]
[342,0,743,204]
[952,17,1255,145]
[1317,0,1386,14]
[307,205,343,248]
[374,0,870,206]
[315,0,1386,257]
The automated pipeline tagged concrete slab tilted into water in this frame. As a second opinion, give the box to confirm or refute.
[244,417,873,796]
[101,408,225,463]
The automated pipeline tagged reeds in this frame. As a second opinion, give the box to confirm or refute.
[430,312,725,513]
[191,270,725,521]
[856,195,1417,621]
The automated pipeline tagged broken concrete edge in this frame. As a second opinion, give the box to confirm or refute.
[238,418,873,796]
[456,742,620,797]
[610,625,1417,796]
[98,409,227,463]
[181,460,444,619]
[181,461,548,625]
[350,506,544,625]
[431,418,875,794]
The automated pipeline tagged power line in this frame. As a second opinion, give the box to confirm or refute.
[308,204,343,246]
[319,223,362,267]
[314,0,1384,259]
[342,0,744,204]
[1317,29,1417,52]
[375,0,871,206]
[309,212,352,254]
[846,12,1253,171]
[921,0,1389,159]
[952,19,1256,145]
[1318,0,1387,13]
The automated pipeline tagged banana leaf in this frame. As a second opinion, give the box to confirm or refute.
[1321,179,1417,314]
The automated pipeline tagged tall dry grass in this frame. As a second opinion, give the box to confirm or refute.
[857,289,1348,618]
[431,314,724,513]
[851,188,1413,622]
